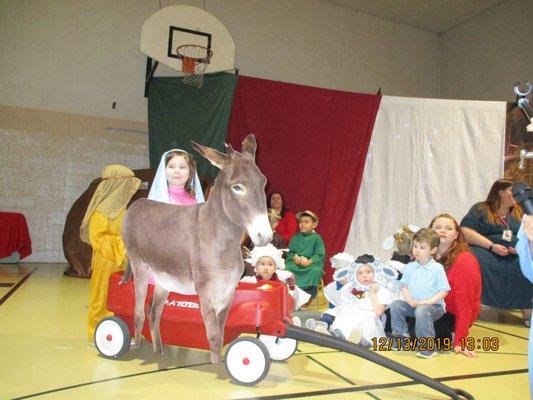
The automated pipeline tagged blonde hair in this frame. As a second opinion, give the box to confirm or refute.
[393,225,416,255]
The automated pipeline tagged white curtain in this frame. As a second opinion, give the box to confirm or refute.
[345,95,507,261]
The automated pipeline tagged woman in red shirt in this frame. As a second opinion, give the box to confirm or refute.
[268,192,298,244]
[430,213,482,358]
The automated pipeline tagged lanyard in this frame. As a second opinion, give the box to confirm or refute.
[498,213,510,230]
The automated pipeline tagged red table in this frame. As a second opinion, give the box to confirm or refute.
[0,212,32,259]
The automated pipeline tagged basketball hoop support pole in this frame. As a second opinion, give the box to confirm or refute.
[144,57,159,97]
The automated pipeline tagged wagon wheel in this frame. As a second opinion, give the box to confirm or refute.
[94,316,131,359]
[259,334,298,361]
[224,337,271,385]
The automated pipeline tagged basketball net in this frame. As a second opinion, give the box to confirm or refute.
[177,45,212,89]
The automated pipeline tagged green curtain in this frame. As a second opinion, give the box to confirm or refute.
[147,72,238,177]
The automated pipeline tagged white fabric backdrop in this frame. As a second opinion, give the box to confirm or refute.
[345,95,507,261]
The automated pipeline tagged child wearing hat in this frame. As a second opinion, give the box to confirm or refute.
[285,210,325,308]
[242,244,311,312]
[328,256,400,345]
[306,256,400,346]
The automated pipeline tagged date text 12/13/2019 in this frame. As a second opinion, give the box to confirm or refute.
[371,336,500,352]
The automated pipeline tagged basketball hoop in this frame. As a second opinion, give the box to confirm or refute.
[176,44,213,88]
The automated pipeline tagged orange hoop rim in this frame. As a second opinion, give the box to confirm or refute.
[176,44,213,64]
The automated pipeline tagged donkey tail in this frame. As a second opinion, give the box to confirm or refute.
[120,261,132,285]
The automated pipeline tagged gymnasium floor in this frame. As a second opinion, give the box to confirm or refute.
[0,263,529,400]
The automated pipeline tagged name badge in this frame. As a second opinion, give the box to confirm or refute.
[502,229,513,242]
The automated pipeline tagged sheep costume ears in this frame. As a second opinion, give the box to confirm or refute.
[382,224,420,250]
[342,257,399,292]
[148,149,205,204]
[245,244,285,269]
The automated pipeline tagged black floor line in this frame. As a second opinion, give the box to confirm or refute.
[364,391,382,399]
[0,268,36,306]
[473,323,529,340]
[10,361,213,400]
[0,282,15,287]
[305,354,356,385]
[9,357,528,400]
[436,368,527,382]
[233,368,528,400]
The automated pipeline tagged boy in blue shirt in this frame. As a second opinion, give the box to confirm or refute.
[390,228,450,358]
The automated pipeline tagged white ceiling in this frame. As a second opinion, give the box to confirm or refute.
[321,0,505,33]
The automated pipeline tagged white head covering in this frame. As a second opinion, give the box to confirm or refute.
[148,149,205,204]
[330,252,355,270]
[339,257,399,292]
[245,244,285,270]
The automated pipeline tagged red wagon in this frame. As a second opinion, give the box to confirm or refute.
[95,273,474,399]
[94,272,299,385]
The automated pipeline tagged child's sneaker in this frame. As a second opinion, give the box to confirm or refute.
[347,328,363,345]
[299,298,314,310]
[292,316,302,327]
[315,325,330,335]
[331,329,346,340]
[305,318,328,331]
[416,350,438,359]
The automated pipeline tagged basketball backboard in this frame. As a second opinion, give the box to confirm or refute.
[140,5,235,74]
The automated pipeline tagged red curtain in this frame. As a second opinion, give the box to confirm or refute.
[227,76,381,283]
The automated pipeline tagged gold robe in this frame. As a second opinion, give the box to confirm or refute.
[87,209,127,341]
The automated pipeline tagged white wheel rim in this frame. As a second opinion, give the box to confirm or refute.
[226,340,267,383]
[95,319,125,357]
[259,335,297,361]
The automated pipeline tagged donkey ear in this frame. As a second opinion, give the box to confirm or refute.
[191,141,228,170]
[242,134,257,156]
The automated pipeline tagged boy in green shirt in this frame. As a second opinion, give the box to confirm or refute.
[285,210,325,308]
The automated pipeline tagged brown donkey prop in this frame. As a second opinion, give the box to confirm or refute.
[122,135,272,363]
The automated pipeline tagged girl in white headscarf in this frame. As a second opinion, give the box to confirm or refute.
[149,149,205,205]
[146,149,205,286]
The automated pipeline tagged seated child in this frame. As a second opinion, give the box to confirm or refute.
[382,224,419,274]
[285,210,325,307]
[309,256,399,346]
[390,228,450,359]
[323,252,356,308]
[383,224,418,334]
[306,252,364,331]
[242,244,311,314]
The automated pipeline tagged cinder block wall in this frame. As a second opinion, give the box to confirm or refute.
[0,105,148,262]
